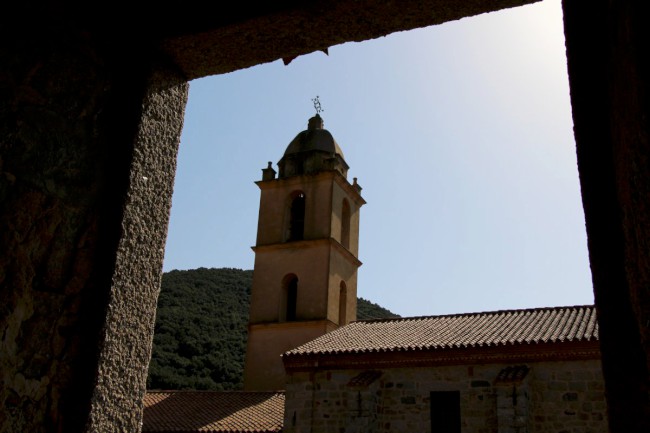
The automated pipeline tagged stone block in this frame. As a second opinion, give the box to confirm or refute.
[563,392,579,401]
[569,381,586,391]
[548,381,568,391]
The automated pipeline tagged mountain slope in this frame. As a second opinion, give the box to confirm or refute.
[147,267,399,390]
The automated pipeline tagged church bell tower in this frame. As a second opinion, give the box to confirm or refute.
[243,113,365,390]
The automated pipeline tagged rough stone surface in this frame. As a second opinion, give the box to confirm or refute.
[1,23,187,433]
[84,66,188,432]
[1,27,131,433]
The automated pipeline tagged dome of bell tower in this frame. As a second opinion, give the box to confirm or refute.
[277,114,349,179]
[283,114,344,157]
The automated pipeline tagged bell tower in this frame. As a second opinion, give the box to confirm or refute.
[243,113,365,390]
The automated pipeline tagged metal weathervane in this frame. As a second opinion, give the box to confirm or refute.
[312,96,324,114]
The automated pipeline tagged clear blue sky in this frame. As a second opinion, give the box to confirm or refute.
[162,0,594,317]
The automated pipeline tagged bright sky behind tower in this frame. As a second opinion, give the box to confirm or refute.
[162,0,594,317]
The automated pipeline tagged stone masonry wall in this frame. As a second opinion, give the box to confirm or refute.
[529,361,607,433]
[495,375,530,433]
[0,23,188,432]
[283,360,607,433]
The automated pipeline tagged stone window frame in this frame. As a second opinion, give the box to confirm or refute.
[280,273,299,322]
[287,191,306,242]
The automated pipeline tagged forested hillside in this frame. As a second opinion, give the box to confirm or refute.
[147,267,399,390]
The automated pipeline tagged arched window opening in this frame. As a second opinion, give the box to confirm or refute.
[280,274,299,322]
[339,281,348,325]
[286,277,298,321]
[341,199,351,249]
[288,193,306,241]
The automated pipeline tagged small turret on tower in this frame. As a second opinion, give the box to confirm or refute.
[261,161,276,181]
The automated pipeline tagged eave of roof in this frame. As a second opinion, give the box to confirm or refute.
[142,390,285,433]
[283,305,600,370]
[284,339,601,371]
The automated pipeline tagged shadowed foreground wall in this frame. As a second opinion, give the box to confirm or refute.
[0,23,188,432]
[562,1,650,431]
[0,0,649,431]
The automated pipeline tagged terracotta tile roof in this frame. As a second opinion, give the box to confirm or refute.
[142,391,285,433]
[283,305,598,357]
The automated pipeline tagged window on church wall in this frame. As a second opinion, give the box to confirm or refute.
[339,281,347,325]
[280,274,299,322]
[286,277,298,321]
[430,391,461,433]
[341,199,351,249]
[288,192,306,241]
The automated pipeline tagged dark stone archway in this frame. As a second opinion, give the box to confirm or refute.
[1,0,648,431]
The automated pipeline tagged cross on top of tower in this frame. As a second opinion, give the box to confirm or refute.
[312,96,324,114]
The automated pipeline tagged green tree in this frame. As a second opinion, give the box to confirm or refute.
[147,267,399,390]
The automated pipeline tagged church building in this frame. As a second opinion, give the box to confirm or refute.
[142,113,607,433]
[281,305,606,433]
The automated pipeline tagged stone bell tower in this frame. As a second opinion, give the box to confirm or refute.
[243,113,365,390]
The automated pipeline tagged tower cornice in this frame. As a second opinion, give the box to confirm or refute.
[252,237,363,267]
[255,170,366,207]
[248,319,339,332]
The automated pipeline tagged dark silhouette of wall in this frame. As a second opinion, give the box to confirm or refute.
[0,0,648,431]
[562,1,650,431]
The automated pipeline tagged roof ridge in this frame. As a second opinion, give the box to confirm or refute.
[285,305,599,358]
[353,304,596,324]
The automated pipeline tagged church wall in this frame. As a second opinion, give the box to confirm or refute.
[254,186,286,245]
[348,207,361,257]
[528,362,607,433]
[243,321,335,391]
[255,174,334,245]
[330,179,362,257]
[330,188,343,244]
[283,359,607,433]
[249,245,331,322]
[327,251,359,324]
[302,177,334,240]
